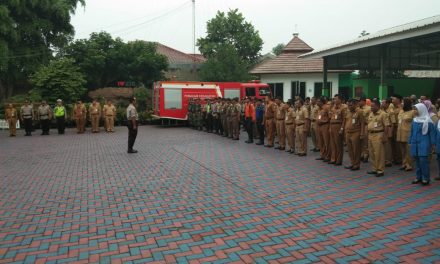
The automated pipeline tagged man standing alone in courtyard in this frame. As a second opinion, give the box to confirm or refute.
[127,97,138,154]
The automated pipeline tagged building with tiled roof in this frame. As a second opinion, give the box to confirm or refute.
[251,34,351,101]
[153,42,206,81]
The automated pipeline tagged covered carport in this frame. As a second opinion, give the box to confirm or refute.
[300,15,440,99]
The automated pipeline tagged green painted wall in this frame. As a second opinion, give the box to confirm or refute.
[352,78,437,99]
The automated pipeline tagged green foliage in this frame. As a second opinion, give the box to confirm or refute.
[30,58,87,104]
[199,45,250,82]
[61,32,168,90]
[197,9,263,67]
[134,87,151,112]
[0,0,85,101]
[272,43,285,56]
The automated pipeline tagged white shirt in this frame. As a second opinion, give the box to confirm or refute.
[126,104,138,120]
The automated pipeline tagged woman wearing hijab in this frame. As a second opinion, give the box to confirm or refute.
[409,103,436,185]
[436,117,440,181]
[423,100,439,124]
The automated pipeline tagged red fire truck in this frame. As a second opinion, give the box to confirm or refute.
[152,81,271,121]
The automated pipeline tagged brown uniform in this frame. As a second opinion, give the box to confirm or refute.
[329,104,346,164]
[103,104,116,132]
[344,109,365,169]
[285,107,296,152]
[73,104,87,133]
[368,110,390,174]
[396,110,415,170]
[310,104,320,151]
[89,103,101,133]
[231,103,241,140]
[264,102,276,146]
[275,104,287,149]
[385,104,401,165]
[5,107,18,136]
[359,105,371,160]
[295,106,310,155]
[317,104,331,160]
[227,103,233,138]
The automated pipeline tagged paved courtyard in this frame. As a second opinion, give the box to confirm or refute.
[0,125,439,264]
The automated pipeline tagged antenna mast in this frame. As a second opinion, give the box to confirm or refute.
[192,0,196,74]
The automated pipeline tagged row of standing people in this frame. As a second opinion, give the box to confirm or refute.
[189,95,440,185]
[4,99,117,136]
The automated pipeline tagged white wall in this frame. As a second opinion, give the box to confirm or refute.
[260,73,340,102]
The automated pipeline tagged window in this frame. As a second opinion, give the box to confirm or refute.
[314,82,333,97]
[224,89,240,99]
[291,81,306,100]
[245,87,256,97]
[259,87,271,96]
[268,83,283,98]
[164,89,182,109]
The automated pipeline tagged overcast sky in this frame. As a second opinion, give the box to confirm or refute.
[71,0,440,54]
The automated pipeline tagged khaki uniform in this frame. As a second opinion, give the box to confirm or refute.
[310,104,320,150]
[385,104,401,164]
[231,103,241,139]
[345,109,365,168]
[317,105,331,160]
[329,104,346,164]
[295,106,310,155]
[89,103,101,132]
[285,107,296,151]
[73,104,87,133]
[103,104,116,132]
[275,104,287,149]
[397,110,415,170]
[368,110,390,174]
[359,105,371,160]
[5,107,18,136]
[264,102,276,146]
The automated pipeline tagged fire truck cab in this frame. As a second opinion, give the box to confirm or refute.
[152,81,271,121]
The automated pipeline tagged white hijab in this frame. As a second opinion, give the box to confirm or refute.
[413,103,433,135]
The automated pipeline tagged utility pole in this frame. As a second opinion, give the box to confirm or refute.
[192,0,196,77]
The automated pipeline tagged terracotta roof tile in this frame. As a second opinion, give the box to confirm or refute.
[251,35,346,74]
[154,42,205,65]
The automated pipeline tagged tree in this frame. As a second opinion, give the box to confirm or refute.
[30,58,87,103]
[272,43,285,56]
[197,9,263,66]
[0,0,85,102]
[61,32,168,89]
[199,45,250,82]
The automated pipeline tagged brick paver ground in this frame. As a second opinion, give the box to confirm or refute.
[1,126,439,263]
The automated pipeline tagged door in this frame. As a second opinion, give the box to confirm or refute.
[268,83,284,99]
[291,81,306,100]
[314,83,323,97]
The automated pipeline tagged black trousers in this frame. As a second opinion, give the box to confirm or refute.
[206,113,213,132]
[41,119,50,134]
[23,118,33,134]
[127,122,138,151]
[56,117,65,134]
[245,118,254,141]
[256,118,265,143]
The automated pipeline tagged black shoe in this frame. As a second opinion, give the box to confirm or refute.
[435,177,440,181]
[375,172,384,177]
[362,158,369,163]
[274,146,281,150]
[344,165,353,169]
[367,171,377,175]
[278,147,285,151]
[398,166,406,171]
[334,163,342,166]
[328,161,335,164]
[245,140,252,144]
[285,149,292,152]
[265,145,273,148]
[127,149,138,154]
[350,167,360,171]
[385,163,392,167]
[412,179,421,184]
[256,142,263,145]
[323,159,330,162]
[316,157,324,160]
[422,180,430,186]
